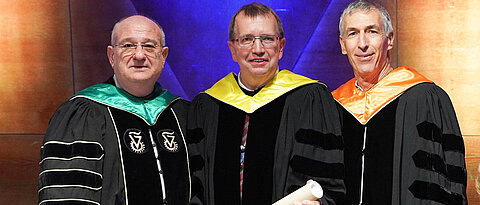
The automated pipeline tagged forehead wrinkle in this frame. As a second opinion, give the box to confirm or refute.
[367,23,382,30]
[346,23,380,31]
[345,26,358,32]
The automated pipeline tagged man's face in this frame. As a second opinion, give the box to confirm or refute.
[339,9,393,79]
[228,13,285,84]
[107,16,168,88]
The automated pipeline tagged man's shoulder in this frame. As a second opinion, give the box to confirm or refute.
[65,84,112,108]
[170,98,189,107]
[402,82,448,99]
[286,81,331,98]
[170,98,190,113]
[192,92,214,101]
[291,81,328,91]
[46,94,108,139]
[399,82,456,112]
[48,84,112,120]
[53,95,107,118]
[190,92,219,109]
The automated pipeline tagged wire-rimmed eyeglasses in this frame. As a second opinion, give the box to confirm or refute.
[113,43,161,56]
[233,35,279,48]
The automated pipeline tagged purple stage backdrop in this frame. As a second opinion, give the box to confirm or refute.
[126,0,355,100]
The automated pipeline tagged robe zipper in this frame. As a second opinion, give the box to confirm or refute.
[359,126,367,205]
[149,129,167,204]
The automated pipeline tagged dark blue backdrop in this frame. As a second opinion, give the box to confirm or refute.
[129,0,354,100]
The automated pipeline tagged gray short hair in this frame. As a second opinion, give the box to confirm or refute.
[229,2,284,41]
[111,15,166,46]
[339,0,393,37]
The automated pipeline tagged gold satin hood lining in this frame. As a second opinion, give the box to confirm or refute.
[205,70,320,113]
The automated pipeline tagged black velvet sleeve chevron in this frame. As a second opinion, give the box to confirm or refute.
[274,83,345,205]
[39,98,107,205]
[186,93,218,205]
[392,83,467,205]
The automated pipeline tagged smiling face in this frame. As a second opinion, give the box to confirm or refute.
[228,12,285,89]
[107,16,168,94]
[339,8,394,82]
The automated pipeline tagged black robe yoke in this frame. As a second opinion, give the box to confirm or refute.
[188,71,344,205]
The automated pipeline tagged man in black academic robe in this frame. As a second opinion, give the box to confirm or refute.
[38,16,190,205]
[333,1,467,204]
[187,3,344,205]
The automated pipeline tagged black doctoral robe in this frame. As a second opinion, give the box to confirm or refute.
[332,66,467,205]
[39,78,191,205]
[188,70,345,205]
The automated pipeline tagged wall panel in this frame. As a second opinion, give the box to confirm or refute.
[464,136,480,203]
[397,0,480,136]
[0,1,72,133]
[397,0,480,202]
[70,0,137,92]
[0,1,72,204]
[0,134,43,204]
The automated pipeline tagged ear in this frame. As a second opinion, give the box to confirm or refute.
[278,37,286,60]
[160,46,169,65]
[339,35,347,55]
[107,45,115,67]
[228,40,238,62]
[387,32,394,51]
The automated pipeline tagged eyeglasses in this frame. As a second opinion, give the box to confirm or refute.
[114,43,160,56]
[233,35,279,48]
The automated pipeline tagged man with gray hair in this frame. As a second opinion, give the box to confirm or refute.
[333,0,467,204]
[38,15,190,204]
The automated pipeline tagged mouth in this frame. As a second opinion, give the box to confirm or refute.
[131,65,148,69]
[355,53,374,61]
[248,58,269,65]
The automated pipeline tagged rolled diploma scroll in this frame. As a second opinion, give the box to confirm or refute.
[272,181,323,205]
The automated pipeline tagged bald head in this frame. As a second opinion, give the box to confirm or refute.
[106,15,169,97]
[111,15,165,46]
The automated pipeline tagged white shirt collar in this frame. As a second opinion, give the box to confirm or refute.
[113,75,121,88]
[355,80,364,91]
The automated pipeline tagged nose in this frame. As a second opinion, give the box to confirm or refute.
[133,45,147,60]
[251,38,265,55]
[357,32,369,52]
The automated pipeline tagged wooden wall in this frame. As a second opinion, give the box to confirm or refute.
[0,0,131,204]
[0,1,71,204]
[0,0,478,204]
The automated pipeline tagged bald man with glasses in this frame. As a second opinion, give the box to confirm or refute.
[38,15,190,205]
